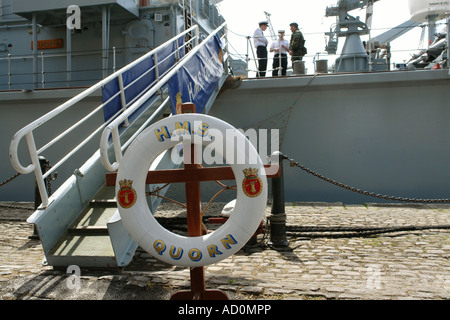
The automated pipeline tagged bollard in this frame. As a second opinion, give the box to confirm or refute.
[292,60,305,75]
[315,59,328,74]
[268,152,289,247]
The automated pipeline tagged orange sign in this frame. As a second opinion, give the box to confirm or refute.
[31,39,64,50]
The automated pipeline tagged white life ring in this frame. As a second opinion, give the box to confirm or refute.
[116,114,267,267]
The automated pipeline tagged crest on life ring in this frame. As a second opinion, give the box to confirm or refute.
[242,168,263,198]
[117,179,137,209]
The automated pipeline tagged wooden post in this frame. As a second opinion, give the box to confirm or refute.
[170,103,228,300]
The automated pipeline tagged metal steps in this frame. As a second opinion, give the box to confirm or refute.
[46,186,133,268]
[40,90,171,269]
[19,24,229,269]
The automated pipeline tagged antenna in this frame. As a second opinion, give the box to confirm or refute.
[264,11,277,41]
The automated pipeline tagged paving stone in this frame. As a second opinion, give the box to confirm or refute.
[1,202,449,300]
[239,286,264,295]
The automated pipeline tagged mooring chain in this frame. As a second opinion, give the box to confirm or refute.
[0,170,34,211]
[0,172,22,188]
[280,154,450,203]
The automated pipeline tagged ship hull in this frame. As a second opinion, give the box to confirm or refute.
[2,69,450,204]
[209,69,450,204]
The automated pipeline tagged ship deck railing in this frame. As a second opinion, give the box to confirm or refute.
[100,22,228,173]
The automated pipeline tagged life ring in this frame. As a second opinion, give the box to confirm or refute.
[116,114,267,267]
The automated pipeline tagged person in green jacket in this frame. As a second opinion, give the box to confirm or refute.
[289,22,307,61]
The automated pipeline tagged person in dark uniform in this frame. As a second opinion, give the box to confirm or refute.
[289,22,306,62]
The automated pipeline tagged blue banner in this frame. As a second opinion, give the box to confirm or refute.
[168,34,224,114]
[102,53,156,122]
[102,38,185,122]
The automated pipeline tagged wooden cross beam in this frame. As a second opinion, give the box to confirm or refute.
[105,164,280,187]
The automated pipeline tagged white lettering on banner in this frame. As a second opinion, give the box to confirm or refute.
[187,81,201,102]
[168,35,224,114]
[187,62,221,102]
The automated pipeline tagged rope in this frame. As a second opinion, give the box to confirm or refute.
[201,181,236,217]
[146,178,238,235]
[0,203,34,211]
[287,225,450,239]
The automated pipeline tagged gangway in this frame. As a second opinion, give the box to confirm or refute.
[9,23,229,268]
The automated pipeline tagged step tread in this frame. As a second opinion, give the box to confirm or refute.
[49,234,115,257]
[71,207,117,229]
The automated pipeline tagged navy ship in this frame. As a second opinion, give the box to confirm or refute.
[2,0,450,267]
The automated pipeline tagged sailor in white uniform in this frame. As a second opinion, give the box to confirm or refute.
[270,30,289,76]
[253,21,269,77]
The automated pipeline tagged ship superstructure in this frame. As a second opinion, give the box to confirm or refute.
[0,0,224,90]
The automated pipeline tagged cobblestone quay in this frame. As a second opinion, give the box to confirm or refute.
[1,201,449,300]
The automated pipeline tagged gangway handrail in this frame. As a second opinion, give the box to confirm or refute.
[9,25,200,208]
[100,22,228,172]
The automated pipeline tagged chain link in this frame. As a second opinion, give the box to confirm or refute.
[281,154,450,203]
[0,172,22,188]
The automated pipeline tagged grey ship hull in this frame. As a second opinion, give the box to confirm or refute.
[209,69,450,204]
[3,69,450,204]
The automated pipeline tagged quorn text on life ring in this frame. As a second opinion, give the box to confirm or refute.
[153,234,238,262]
